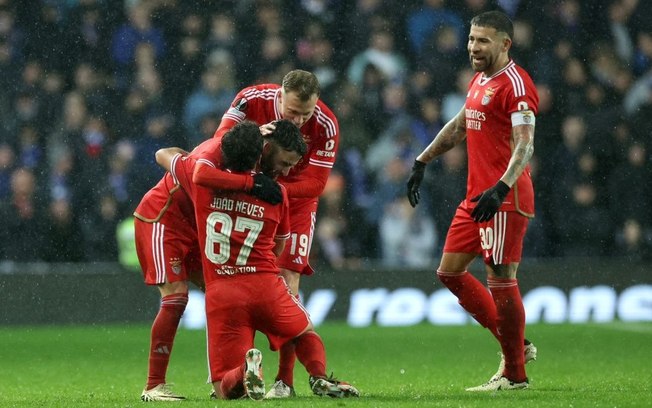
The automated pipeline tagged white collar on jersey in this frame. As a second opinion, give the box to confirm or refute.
[478,60,515,85]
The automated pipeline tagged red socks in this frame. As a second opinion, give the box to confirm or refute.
[437,270,499,339]
[437,271,527,382]
[146,293,188,390]
[488,277,526,382]
[276,340,297,386]
[294,331,326,378]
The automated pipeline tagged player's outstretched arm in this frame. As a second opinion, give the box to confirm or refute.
[193,164,282,204]
[192,162,253,192]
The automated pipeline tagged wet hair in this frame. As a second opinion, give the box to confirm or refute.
[266,119,307,157]
[470,11,514,40]
[221,120,263,172]
[281,69,320,101]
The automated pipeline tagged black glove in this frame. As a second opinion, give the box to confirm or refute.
[470,180,511,222]
[250,173,282,204]
[407,160,426,207]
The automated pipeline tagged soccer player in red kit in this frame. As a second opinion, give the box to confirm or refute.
[158,121,359,400]
[210,69,338,398]
[407,11,539,391]
[135,130,282,401]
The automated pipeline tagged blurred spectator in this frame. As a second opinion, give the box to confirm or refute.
[632,30,652,76]
[409,97,443,149]
[105,140,135,216]
[376,158,436,268]
[111,3,165,88]
[0,5,25,66]
[406,0,464,57]
[0,167,46,261]
[358,63,386,137]
[127,111,175,200]
[80,192,121,262]
[365,85,416,176]
[65,1,113,70]
[347,29,408,86]
[558,57,588,114]
[315,172,347,268]
[40,70,66,135]
[182,66,236,147]
[205,12,237,56]
[16,123,44,172]
[23,2,66,71]
[47,148,75,204]
[607,142,651,226]
[2,89,41,147]
[614,218,652,262]
[556,181,613,257]
[42,198,84,262]
[441,67,473,122]
[418,24,465,95]
[0,143,16,199]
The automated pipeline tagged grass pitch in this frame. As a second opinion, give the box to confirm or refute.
[1,322,650,407]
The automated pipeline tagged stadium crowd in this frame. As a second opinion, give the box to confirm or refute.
[0,0,651,267]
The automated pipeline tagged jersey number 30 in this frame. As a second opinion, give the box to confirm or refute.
[205,211,263,265]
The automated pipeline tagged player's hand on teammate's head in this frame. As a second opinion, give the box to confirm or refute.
[251,173,283,204]
[407,160,426,207]
[259,122,277,136]
[470,180,510,222]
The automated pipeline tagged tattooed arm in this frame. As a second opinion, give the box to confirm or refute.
[416,106,467,163]
[501,122,535,187]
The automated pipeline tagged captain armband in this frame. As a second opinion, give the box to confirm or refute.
[511,110,536,127]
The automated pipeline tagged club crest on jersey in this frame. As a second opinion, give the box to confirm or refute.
[301,133,311,146]
[233,97,248,112]
[169,258,182,275]
[481,87,495,105]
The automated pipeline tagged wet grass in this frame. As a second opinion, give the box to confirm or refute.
[1,322,650,407]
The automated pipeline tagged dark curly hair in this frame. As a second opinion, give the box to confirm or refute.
[221,120,263,172]
[266,119,307,157]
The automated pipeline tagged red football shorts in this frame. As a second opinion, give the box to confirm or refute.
[134,217,202,285]
[277,198,317,275]
[443,200,529,265]
[205,273,311,381]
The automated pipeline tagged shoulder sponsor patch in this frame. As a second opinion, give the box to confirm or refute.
[233,97,248,112]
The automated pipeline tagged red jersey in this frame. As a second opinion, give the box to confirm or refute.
[464,60,538,216]
[213,84,339,201]
[169,154,291,285]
